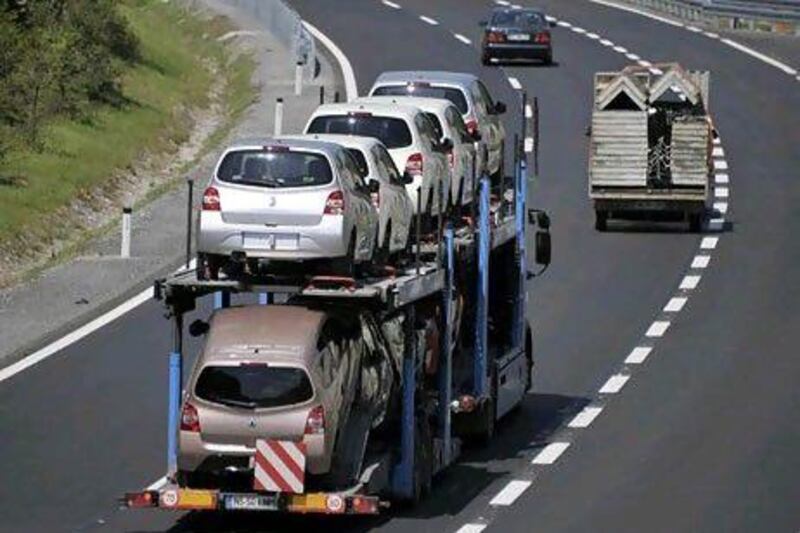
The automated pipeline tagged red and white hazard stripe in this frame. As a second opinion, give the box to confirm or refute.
[254,439,306,494]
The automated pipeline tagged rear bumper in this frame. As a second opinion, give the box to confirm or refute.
[484,43,551,59]
[197,212,348,260]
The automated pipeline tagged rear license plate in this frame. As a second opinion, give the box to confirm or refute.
[243,233,274,249]
[224,493,279,511]
[507,33,530,41]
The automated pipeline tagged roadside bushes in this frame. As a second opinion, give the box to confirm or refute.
[0,0,140,163]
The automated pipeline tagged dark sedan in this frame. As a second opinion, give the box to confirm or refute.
[480,7,554,65]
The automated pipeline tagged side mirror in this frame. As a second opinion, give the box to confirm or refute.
[528,209,550,229]
[367,179,380,194]
[401,171,415,185]
[189,319,210,337]
[535,231,551,266]
[438,137,454,152]
[494,101,507,115]
[479,20,488,27]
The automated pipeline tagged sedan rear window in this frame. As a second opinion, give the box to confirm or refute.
[217,150,333,188]
[195,365,313,409]
[307,115,412,149]
[372,85,469,115]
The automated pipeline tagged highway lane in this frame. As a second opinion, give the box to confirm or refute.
[0,1,794,532]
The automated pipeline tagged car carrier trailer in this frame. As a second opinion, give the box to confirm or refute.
[123,103,550,517]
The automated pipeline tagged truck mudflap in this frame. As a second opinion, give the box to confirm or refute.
[124,485,384,515]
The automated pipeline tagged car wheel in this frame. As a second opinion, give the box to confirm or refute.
[595,209,608,231]
[378,223,392,265]
[481,49,492,66]
[543,51,553,65]
[332,232,356,278]
[689,212,703,233]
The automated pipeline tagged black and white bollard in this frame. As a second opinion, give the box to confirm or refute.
[274,98,284,136]
[121,206,132,258]
[295,61,303,96]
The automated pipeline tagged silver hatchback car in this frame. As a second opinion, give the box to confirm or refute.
[197,138,379,279]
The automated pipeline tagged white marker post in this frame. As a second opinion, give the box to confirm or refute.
[274,98,284,136]
[121,207,132,258]
[295,62,303,96]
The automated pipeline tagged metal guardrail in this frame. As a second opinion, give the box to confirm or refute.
[615,0,800,33]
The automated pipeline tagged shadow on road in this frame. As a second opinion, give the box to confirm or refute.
[125,393,587,533]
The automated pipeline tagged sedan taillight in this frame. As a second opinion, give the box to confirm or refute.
[180,402,200,433]
[487,31,506,43]
[202,187,220,211]
[405,153,424,176]
[535,32,551,44]
[323,190,345,215]
[305,405,325,435]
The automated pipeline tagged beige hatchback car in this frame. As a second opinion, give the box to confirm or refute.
[178,305,395,488]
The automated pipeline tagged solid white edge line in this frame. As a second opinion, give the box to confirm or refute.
[382,0,401,8]
[420,15,439,25]
[532,442,571,464]
[568,406,603,428]
[454,33,472,45]
[599,374,629,394]
[721,38,798,76]
[586,0,688,28]
[508,76,522,90]
[146,476,168,491]
[489,480,532,506]
[303,21,358,102]
[625,346,652,364]
[663,296,687,313]
[0,286,154,384]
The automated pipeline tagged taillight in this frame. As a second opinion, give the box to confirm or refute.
[180,402,200,432]
[535,32,551,44]
[370,191,380,208]
[447,150,455,170]
[405,153,424,176]
[202,187,220,211]
[487,31,506,43]
[323,190,345,215]
[305,405,325,435]
[465,119,479,137]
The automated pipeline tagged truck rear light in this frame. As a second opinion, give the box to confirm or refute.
[405,153,424,176]
[487,31,506,43]
[125,491,158,508]
[180,402,201,432]
[304,405,325,435]
[350,495,380,514]
[323,190,345,215]
[465,119,479,137]
[370,191,380,208]
[535,32,551,44]
[202,187,220,211]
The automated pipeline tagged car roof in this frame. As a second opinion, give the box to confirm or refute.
[372,71,478,90]
[310,101,422,121]
[201,306,327,365]
[284,133,383,152]
[223,136,345,158]
[358,95,455,116]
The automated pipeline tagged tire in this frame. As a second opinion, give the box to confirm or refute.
[525,325,534,393]
[378,223,392,265]
[481,49,492,66]
[543,51,553,65]
[595,209,608,231]
[689,213,703,233]
[491,142,505,183]
[332,232,356,278]
[413,415,434,503]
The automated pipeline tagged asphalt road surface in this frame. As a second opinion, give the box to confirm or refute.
[0,1,798,532]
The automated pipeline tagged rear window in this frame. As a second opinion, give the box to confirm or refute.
[347,148,369,178]
[217,150,333,188]
[307,115,412,149]
[372,85,469,115]
[492,10,546,28]
[195,365,313,409]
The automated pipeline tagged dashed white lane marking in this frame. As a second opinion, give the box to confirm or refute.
[686,25,702,33]
[715,159,729,170]
[650,67,664,75]
[715,173,729,184]
[680,274,702,290]
[525,104,533,118]
[420,15,438,25]
[646,320,671,337]
[712,146,725,157]
[613,45,627,53]
[691,255,711,269]
[638,59,653,67]
[701,236,719,250]
[381,0,401,8]
[600,38,614,46]
[494,0,511,5]
[625,346,653,364]
[626,52,641,61]
[572,26,587,33]
[490,480,532,506]
[599,374,630,394]
[663,296,688,313]
[456,525,487,533]
[557,20,572,28]
[705,31,720,39]
[586,32,600,39]
[713,137,722,145]
[568,406,604,428]
[524,137,534,153]
[508,76,522,90]
[715,186,730,198]
[714,201,728,214]
[454,33,472,45]
[532,442,571,464]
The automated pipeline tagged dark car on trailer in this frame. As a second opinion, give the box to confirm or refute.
[480,7,554,65]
